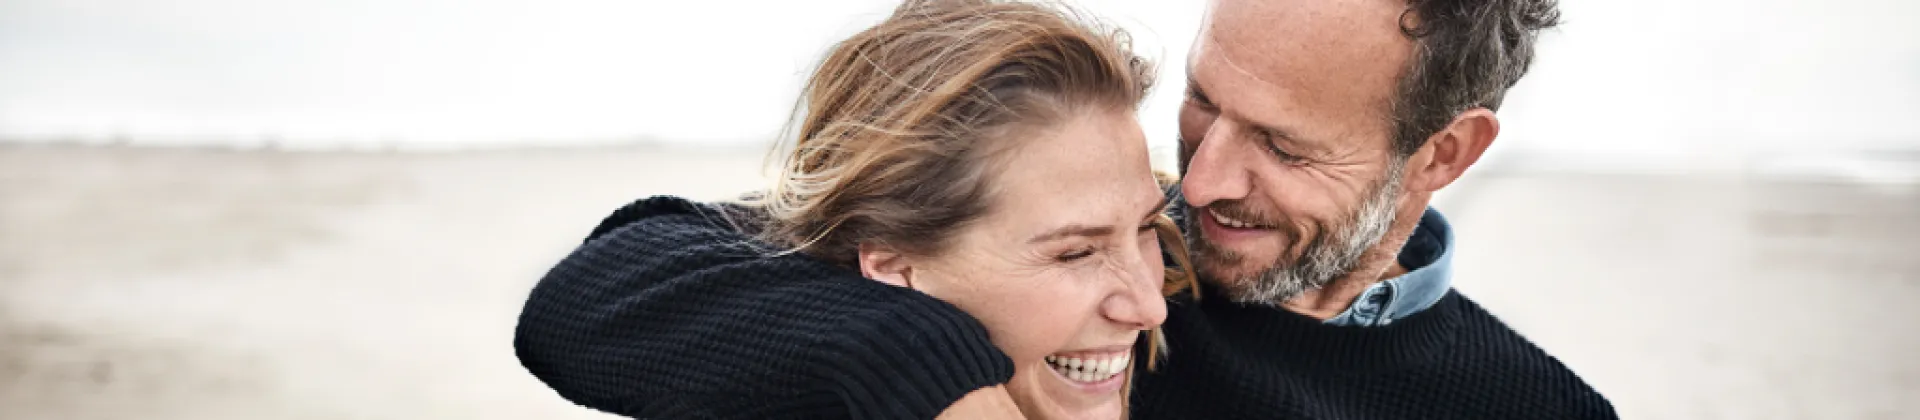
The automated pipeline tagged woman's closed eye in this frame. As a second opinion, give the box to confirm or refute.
[1056,247,1096,262]
[1054,222,1156,262]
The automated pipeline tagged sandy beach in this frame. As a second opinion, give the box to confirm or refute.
[1,144,1915,419]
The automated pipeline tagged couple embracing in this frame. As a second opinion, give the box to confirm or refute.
[515,0,1615,418]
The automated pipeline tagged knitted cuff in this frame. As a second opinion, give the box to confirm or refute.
[813,291,1015,420]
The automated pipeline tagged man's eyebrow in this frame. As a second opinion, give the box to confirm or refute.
[1252,120,1313,148]
[1222,94,1316,149]
[1182,72,1320,149]
[1186,80,1213,104]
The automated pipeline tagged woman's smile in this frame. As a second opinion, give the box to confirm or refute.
[1044,348,1132,389]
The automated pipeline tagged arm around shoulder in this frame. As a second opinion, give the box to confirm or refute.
[513,196,1014,419]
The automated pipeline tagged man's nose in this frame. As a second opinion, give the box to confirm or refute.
[1181,118,1252,208]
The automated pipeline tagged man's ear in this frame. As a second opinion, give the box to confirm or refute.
[1408,108,1499,193]
[858,242,913,288]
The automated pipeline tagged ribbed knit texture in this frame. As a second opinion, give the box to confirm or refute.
[515,195,1617,419]
[1127,284,1617,419]
[514,196,1015,419]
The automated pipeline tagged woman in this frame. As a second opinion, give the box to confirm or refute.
[514,1,1194,418]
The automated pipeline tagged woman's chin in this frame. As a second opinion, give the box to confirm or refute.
[1007,361,1130,420]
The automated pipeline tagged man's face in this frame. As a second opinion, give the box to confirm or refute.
[1177,0,1417,303]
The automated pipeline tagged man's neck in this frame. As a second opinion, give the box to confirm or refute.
[1281,261,1409,320]
[1277,197,1430,320]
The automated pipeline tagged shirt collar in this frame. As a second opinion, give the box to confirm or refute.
[1323,207,1455,327]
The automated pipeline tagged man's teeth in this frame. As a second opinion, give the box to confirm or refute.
[1044,353,1131,383]
[1209,208,1263,229]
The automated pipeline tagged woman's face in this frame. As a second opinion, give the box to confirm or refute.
[883,110,1170,419]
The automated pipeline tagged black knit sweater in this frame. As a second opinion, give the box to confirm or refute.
[514,196,1617,419]
[514,196,1014,419]
[1131,281,1616,419]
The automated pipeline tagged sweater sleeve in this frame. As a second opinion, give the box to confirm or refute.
[513,197,1014,419]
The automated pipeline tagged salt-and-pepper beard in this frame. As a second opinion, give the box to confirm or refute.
[1183,160,1405,305]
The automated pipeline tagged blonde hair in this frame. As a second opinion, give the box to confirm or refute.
[745,0,1199,394]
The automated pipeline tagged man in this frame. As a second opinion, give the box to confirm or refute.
[1121,0,1614,417]
[514,0,1615,418]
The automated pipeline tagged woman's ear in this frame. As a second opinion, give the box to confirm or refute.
[858,242,914,288]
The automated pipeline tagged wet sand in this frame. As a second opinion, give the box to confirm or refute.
[1,145,1914,419]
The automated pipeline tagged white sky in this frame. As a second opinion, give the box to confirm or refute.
[1,0,1916,161]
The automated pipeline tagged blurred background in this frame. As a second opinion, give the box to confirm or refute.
[1,0,1915,419]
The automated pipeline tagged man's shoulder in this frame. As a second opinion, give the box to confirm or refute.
[1441,291,1560,355]
[1438,291,1620,419]
[586,195,764,243]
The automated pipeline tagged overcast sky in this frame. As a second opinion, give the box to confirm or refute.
[1,0,1916,162]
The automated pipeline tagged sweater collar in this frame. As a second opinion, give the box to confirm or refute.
[1186,285,1464,372]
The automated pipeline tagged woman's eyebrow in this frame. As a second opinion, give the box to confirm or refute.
[1028,194,1171,244]
[1142,195,1172,221]
[1027,225,1115,244]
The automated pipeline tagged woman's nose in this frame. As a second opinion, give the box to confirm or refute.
[1103,245,1169,330]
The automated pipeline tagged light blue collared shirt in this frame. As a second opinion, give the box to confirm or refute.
[1323,207,1454,327]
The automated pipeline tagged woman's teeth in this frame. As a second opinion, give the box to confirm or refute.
[1209,208,1265,229]
[1045,353,1130,383]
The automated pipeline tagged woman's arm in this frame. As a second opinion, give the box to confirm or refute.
[512,196,1014,419]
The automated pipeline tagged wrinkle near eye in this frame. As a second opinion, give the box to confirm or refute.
[1285,160,1379,201]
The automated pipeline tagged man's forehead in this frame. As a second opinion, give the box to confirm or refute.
[1205,0,1413,75]
[1194,0,1416,141]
